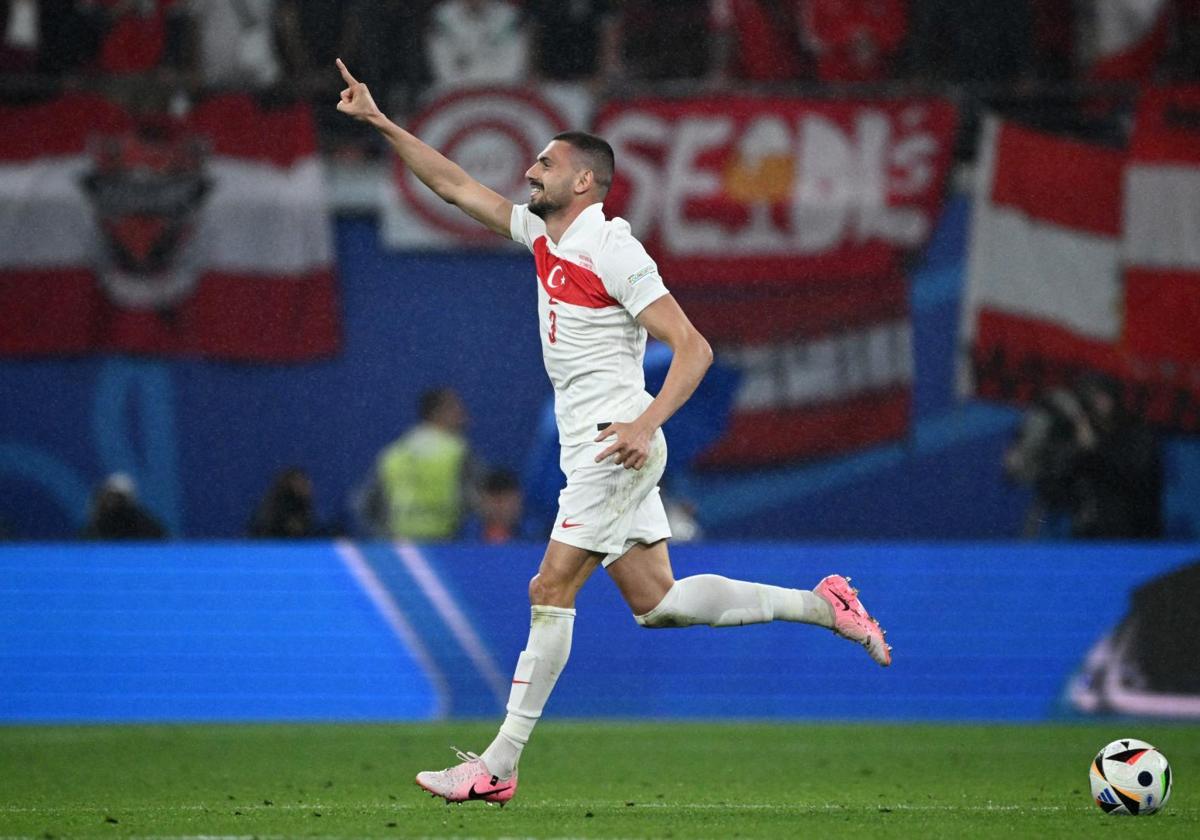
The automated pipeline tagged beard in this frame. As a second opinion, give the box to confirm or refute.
[528,185,561,219]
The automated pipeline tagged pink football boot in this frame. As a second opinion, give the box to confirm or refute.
[815,574,892,667]
[414,748,517,805]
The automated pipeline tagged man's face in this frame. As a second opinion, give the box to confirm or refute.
[435,392,468,434]
[482,488,522,525]
[525,140,579,219]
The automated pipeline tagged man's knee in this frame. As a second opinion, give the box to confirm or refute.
[635,582,687,628]
[529,572,572,607]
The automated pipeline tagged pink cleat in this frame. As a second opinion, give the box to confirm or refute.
[414,748,517,806]
[815,574,892,667]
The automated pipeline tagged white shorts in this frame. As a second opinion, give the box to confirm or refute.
[549,427,671,567]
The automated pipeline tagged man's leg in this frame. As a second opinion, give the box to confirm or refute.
[607,540,833,626]
[478,540,601,778]
[415,539,602,803]
[606,541,890,664]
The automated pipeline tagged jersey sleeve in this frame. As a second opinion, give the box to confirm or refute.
[599,219,670,318]
[510,203,546,253]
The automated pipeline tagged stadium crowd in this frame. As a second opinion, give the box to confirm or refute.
[3,1,1199,152]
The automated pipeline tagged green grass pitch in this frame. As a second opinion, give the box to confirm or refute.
[1,722,1197,838]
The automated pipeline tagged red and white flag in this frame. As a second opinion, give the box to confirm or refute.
[1122,86,1200,366]
[963,105,1200,431]
[0,93,339,361]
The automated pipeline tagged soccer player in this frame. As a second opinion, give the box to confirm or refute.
[335,58,891,806]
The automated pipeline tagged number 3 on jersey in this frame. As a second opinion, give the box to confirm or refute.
[547,309,558,344]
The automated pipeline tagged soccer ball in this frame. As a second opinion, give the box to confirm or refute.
[1089,738,1173,815]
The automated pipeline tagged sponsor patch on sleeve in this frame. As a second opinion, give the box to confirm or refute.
[627,264,658,286]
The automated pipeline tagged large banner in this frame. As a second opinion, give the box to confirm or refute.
[962,89,1200,431]
[0,93,339,361]
[595,96,958,285]
[598,96,957,465]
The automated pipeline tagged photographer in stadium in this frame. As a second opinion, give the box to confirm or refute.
[1004,375,1164,539]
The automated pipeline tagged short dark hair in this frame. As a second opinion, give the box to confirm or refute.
[552,131,615,196]
[418,387,457,421]
[482,468,520,495]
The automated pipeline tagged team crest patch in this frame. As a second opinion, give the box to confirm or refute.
[81,127,211,310]
[627,264,657,286]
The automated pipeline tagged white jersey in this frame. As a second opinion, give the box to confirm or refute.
[510,202,670,445]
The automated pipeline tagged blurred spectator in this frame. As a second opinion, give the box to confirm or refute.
[1004,377,1164,540]
[908,0,1035,83]
[282,2,434,155]
[1071,376,1164,539]
[462,468,524,543]
[800,0,908,83]
[93,0,179,76]
[2,0,103,75]
[81,472,167,540]
[1029,0,1077,80]
[1168,0,1200,79]
[709,0,808,82]
[319,0,436,123]
[364,387,475,541]
[275,0,323,81]
[526,0,619,84]
[248,467,324,538]
[344,1,435,114]
[1,0,40,71]
[179,0,296,89]
[426,0,527,89]
[620,0,711,81]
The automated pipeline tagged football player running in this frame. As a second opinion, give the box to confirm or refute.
[335,57,890,806]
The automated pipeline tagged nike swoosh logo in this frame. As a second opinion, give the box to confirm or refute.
[831,591,852,611]
[561,518,584,528]
[467,782,513,799]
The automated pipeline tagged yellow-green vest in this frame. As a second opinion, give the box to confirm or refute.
[377,425,466,540]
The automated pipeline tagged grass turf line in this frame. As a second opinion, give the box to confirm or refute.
[0,721,1196,838]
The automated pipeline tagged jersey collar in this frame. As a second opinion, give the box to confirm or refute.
[550,202,605,249]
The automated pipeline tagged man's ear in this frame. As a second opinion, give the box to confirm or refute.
[574,169,594,195]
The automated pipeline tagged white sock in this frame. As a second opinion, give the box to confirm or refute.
[635,574,833,628]
[479,604,574,778]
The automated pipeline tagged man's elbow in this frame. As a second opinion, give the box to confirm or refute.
[694,333,714,371]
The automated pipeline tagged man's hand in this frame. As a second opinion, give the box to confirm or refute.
[335,58,382,123]
[334,57,512,236]
[595,421,655,470]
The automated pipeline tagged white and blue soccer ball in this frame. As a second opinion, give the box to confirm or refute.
[1089,738,1172,816]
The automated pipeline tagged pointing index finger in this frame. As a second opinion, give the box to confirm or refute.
[335,58,358,86]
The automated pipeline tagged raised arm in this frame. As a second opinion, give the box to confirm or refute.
[335,59,513,237]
